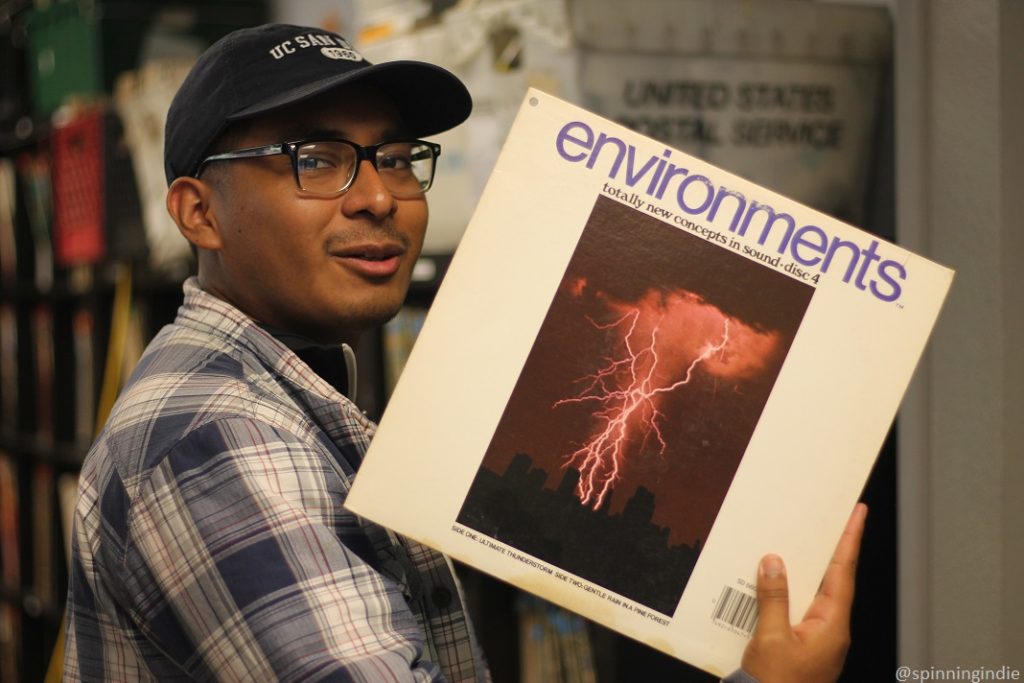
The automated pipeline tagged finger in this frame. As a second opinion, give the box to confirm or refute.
[807,503,867,621]
[753,553,792,635]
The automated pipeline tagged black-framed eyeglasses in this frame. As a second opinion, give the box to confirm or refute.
[197,138,442,199]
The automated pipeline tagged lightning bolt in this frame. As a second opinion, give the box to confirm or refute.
[554,310,731,510]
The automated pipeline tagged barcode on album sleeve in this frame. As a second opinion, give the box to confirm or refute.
[712,585,758,634]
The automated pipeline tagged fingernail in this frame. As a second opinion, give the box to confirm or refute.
[761,554,785,579]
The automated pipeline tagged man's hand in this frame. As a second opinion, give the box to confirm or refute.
[740,503,868,683]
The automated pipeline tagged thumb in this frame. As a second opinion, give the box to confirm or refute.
[754,554,792,636]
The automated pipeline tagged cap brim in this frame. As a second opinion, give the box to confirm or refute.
[227,60,472,138]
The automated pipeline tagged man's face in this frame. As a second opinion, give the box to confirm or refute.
[199,84,428,345]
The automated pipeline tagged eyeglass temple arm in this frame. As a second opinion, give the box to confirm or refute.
[203,143,286,163]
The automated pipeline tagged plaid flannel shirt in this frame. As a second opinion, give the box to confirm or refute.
[65,277,489,682]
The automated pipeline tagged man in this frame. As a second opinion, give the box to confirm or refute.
[64,23,863,682]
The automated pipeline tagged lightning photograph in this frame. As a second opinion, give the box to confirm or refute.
[456,195,814,614]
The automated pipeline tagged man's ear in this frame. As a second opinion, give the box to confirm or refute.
[166,177,224,251]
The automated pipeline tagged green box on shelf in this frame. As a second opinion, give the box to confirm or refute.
[27,0,104,116]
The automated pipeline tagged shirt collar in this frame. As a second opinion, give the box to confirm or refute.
[256,323,355,400]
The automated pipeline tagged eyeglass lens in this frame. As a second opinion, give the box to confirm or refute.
[296,141,435,197]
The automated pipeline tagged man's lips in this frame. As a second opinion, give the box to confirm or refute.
[330,243,405,278]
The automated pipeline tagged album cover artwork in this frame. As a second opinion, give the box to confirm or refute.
[457,195,813,614]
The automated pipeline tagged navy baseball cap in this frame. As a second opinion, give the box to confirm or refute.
[164,23,472,184]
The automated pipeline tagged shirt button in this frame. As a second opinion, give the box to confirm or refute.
[431,586,453,609]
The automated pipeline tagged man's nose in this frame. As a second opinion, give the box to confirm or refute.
[341,158,396,218]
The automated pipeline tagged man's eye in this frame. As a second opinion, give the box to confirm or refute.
[378,152,413,171]
[298,155,337,172]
